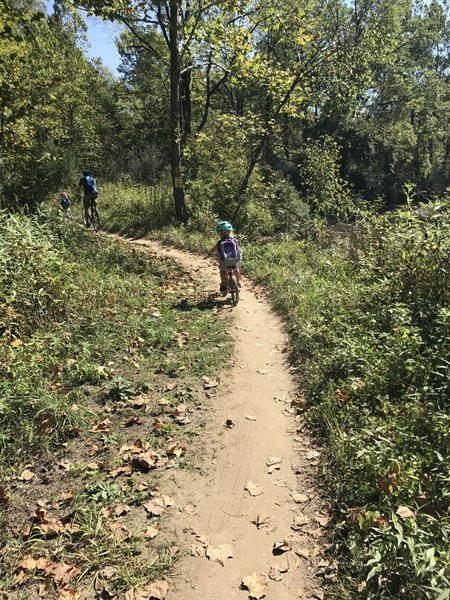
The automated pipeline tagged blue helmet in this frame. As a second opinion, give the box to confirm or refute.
[216,220,233,232]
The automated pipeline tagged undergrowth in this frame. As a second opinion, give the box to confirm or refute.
[0,208,231,597]
[243,200,450,599]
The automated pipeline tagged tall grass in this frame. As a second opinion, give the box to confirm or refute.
[99,180,175,235]
[243,201,450,599]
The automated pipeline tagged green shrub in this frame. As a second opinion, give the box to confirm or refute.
[244,199,450,598]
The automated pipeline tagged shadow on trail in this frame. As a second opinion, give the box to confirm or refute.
[174,294,233,312]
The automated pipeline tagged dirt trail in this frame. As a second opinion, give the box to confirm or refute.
[130,239,326,600]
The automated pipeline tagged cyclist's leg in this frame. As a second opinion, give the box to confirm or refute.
[235,262,242,287]
[83,196,90,226]
[218,265,227,293]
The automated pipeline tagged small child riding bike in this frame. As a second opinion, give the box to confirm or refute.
[59,191,72,218]
[211,220,242,293]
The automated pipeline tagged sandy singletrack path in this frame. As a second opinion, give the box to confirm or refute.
[125,238,327,600]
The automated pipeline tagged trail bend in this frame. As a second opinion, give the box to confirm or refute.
[124,237,326,600]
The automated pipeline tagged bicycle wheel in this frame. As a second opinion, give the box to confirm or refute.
[229,273,239,306]
[91,206,100,232]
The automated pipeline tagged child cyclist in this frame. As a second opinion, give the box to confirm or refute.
[211,220,242,294]
[59,191,72,219]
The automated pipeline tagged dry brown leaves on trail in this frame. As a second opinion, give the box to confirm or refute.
[205,544,234,566]
[125,580,169,600]
[244,481,264,497]
[16,555,81,591]
[241,572,269,599]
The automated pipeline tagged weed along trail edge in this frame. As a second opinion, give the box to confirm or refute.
[128,238,327,600]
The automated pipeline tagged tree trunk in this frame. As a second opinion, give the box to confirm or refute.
[180,68,191,137]
[169,0,188,223]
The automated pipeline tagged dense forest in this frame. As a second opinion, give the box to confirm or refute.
[1,0,449,219]
[1,0,449,599]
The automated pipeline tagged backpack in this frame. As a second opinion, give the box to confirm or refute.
[60,196,70,208]
[218,237,241,263]
[85,174,98,197]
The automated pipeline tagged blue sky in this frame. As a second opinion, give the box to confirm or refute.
[80,16,122,74]
[44,2,122,74]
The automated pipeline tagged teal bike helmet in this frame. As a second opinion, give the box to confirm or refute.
[216,220,233,232]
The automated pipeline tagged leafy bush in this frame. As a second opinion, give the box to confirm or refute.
[244,199,450,598]
[99,179,175,235]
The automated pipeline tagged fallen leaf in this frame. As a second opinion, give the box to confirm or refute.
[144,524,160,539]
[202,376,218,389]
[51,562,81,586]
[241,573,269,599]
[124,416,142,427]
[109,521,131,541]
[291,515,310,530]
[166,441,185,457]
[15,570,27,584]
[91,418,111,433]
[143,498,166,516]
[120,439,150,454]
[18,555,52,570]
[114,503,131,516]
[245,481,263,497]
[126,581,169,600]
[183,504,196,515]
[109,465,133,477]
[0,486,10,501]
[205,544,234,566]
[273,538,293,553]
[58,590,80,600]
[396,506,415,519]
[86,462,102,470]
[133,395,151,407]
[59,490,74,502]
[18,469,35,482]
[292,492,309,503]
[58,461,73,471]
[266,456,283,467]
[295,547,310,559]
[136,451,159,470]
[268,566,283,581]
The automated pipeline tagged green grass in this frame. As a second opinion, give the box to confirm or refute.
[0,207,232,598]
[241,203,450,599]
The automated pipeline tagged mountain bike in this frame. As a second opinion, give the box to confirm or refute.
[224,266,240,306]
[83,198,100,232]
